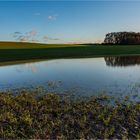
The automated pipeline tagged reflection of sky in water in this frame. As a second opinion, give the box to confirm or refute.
[0,58,140,97]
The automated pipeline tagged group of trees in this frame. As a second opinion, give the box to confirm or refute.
[104,32,140,44]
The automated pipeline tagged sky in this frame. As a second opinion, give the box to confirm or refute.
[0,1,140,44]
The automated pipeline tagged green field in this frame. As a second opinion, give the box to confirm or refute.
[0,42,140,63]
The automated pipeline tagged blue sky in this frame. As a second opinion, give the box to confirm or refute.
[0,1,140,43]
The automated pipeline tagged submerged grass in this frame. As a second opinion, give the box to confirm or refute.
[0,90,140,139]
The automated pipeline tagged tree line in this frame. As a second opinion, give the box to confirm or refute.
[104,32,140,44]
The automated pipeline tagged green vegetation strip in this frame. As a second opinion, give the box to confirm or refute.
[0,42,140,63]
[0,91,140,139]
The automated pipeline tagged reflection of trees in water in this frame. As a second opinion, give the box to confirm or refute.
[104,56,140,66]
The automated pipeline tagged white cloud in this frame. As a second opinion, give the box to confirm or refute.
[13,30,38,42]
[19,36,28,42]
[48,15,57,21]
[28,30,38,37]
[43,36,49,41]
[12,31,60,43]
[43,35,60,42]
[13,32,22,38]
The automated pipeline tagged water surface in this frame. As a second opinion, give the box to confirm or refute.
[1,56,140,97]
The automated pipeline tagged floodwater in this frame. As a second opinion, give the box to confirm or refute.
[1,56,140,97]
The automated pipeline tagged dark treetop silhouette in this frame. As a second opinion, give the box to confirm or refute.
[104,32,140,44]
